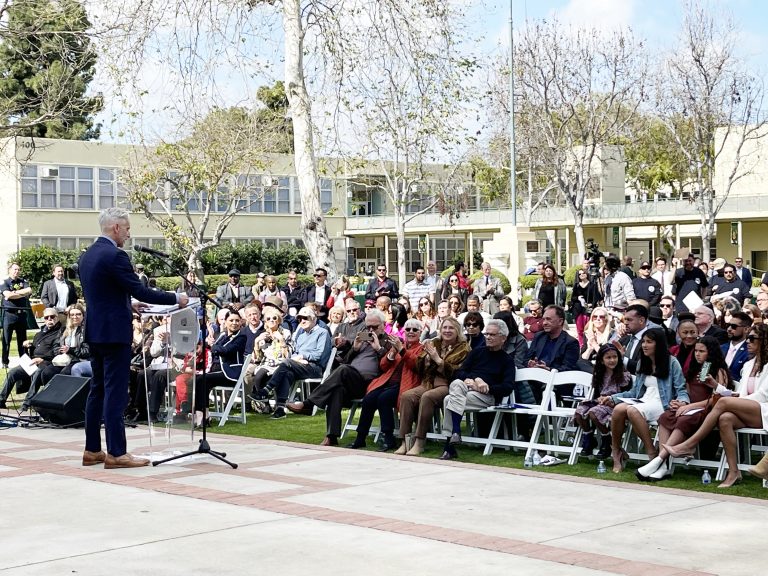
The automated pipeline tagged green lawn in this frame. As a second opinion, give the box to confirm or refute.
[213,408,768,500]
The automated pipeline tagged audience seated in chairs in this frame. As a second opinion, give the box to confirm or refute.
[438,319,533,460]
[580,307,616,362]
[600,328,687,473]
[637,336,733,481]
[347,318,424,451]
[665,324,768,488]
[252,306,332,419]
[36,303,89,387]
[397,317,470,456]
[0,308,62,411]
[286,309,391,445]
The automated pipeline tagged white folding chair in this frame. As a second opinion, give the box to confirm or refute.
[524,370,594,464]
[212,354,251,426]
[715,427,768,481]
[289,348,336,403]
[483,367,557,456]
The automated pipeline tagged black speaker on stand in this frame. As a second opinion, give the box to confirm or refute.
[29,375,90,426]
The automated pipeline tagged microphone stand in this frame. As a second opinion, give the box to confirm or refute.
[136,252,237,469]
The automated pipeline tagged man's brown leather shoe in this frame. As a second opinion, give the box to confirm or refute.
[82,450,106,466]
[286,401,313,416]
[104,453,150,469]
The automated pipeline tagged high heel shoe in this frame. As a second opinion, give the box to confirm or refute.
[717,475,742,488]
[611,448,629,473]
[662,443,694,460]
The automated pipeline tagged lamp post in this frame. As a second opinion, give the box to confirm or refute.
[508,0,517,226]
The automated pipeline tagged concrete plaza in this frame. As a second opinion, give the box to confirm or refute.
[0,423,765,575]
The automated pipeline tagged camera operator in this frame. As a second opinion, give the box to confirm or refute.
[603,255,635,313]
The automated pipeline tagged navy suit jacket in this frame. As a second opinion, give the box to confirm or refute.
[526,331,580,372]
[721,341,750,381]
[78,237,177,345]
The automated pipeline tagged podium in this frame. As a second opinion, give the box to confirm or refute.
[139,305,200,453]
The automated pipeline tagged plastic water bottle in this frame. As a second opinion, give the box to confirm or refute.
[701,470,712,485]
[597,460,607,474]
[532,452,542,466]
[524,455,533,469]
[762,479,768,489]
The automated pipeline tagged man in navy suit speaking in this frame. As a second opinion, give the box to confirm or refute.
[78,208,188,468]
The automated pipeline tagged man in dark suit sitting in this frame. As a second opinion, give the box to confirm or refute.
[722,311,751,380]
[615,304,650,375]
[525,305,580,402]
[78,208,188,469]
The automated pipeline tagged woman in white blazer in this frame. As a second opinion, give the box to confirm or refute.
[665,324,768,488]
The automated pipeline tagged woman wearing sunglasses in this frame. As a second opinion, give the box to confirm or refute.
[348,319,425,451]
[666,324,768,487]
[463,312,486,350]
[581,306,616,361]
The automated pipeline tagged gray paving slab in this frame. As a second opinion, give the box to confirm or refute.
[4,426,765,575]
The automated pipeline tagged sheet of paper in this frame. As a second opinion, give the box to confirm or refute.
[681,407,705,415]
[616,397,643,405]
[682,291,704,313]
[18,354,38,376]
[715,384,733,397]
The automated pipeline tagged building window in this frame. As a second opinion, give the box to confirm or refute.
[431,238,466,272]
[21,164,38,207]
[387,237,421,273]
[320,178,333,212]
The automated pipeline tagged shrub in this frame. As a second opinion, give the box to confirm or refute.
[520,274,539,290]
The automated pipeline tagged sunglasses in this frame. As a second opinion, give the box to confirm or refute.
[465,322,480,328]
[403,327,420,333]
[44,315,57,320]
[449,278,458,282]
[420,302,431,306]
[377,268,386,271]
[747,335,762,343]
[313,273,324,278]
[296,315,308,321]
[346,308,360,313]
[264,316,280,321]
[592,314,606,319]
[364,304,374,309]
[659,303,673,308]
[727,323,744,330]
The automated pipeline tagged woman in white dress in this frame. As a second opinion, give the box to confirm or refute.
[598,328,687,473]
[666,324,768,488]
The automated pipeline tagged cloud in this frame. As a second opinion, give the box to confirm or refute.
[555,0,636,31]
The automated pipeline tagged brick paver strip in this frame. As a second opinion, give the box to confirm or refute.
[0,431,717,576]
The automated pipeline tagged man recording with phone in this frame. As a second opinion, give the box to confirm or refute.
[286,309,392,446]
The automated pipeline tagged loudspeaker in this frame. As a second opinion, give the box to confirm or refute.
[29,375,90,426]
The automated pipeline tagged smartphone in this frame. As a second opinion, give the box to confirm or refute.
[699,361,711,382]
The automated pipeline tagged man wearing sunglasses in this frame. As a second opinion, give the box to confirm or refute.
[0,308,62,410]
[710,263,751,306]
[286,309,392,446]
[658,295,679,336]
[722,311,752,380]
[304,268,330,320]
[364,264,399,301]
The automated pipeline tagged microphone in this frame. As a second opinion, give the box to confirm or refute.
[134,245,171,259]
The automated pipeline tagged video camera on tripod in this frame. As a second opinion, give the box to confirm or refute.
[584,238,604,279]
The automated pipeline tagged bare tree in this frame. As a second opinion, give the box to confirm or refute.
[514,19,646,258]
[322,0,477,285]
[655,1,766,258]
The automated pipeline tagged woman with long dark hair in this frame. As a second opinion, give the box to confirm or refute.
[599,328,687,473]
[666,324,768,487]
[571,268,602,348]
[638,336,733,481]
[441,275,469,306]
[532,264,566,309]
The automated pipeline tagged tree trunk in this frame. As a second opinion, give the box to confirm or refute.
[283,0,337,277]
[574,220,586,266]
[394,204,407,287]
[700,218,713,261]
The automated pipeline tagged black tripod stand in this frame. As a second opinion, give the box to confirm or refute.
[136,252,237,469]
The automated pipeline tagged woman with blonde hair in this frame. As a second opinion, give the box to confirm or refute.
[396,316,470,456]
[581,307,616,361]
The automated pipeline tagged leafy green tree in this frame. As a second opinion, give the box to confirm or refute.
[0,0,102,139]
[255,81,293,154]
[9,245,80,292]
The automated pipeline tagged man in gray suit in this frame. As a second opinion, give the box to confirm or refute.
[40,264,78,324]
[472,262,504,315]
[216,269,254,312]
